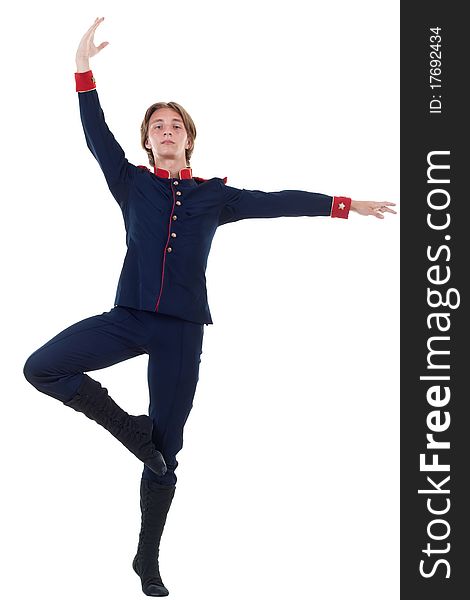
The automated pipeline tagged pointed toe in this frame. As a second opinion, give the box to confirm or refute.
[144,581,169,596]
[133,479,176,597]
[63,376,167,473]
[145,452,167,477]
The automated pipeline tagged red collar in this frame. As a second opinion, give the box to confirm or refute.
[154,166,193,179]
[136,164,227,184]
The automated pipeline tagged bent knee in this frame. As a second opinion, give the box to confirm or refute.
[23,351,45,388]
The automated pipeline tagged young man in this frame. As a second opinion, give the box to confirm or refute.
[23,16,396,598]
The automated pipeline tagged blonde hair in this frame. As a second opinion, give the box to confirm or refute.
[140,101,197,167]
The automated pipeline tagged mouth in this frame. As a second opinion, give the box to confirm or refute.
[161,140,175,144]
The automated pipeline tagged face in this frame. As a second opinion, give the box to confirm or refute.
[145,107,191,162]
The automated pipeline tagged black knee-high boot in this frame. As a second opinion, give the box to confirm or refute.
[63,374,167,477]
[133,478,176,597]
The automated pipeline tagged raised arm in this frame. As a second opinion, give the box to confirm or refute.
[75,17,133,209]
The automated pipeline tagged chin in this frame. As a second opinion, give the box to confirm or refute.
[158,151,177,159]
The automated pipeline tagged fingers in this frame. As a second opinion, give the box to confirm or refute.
[77,17,107,62]
[90,17,104,36]
[84,17,104,39]
[88,18,108,55]
[373,202,396,208]
[90,17,104,29]
[80,17,104,42]
[370,202,398,217]
[353,200,397,218]
[382,203,397,214]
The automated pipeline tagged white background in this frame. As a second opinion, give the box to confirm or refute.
[1,1,399,599]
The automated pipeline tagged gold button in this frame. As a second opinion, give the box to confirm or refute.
[167,247,172,252]
[172,215,177,220]
[176,200,181,206]
[173,180,179,185]
[171,232,176,238]
[176,190,182,196]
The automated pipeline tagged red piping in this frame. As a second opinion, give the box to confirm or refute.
[155,182,178,311]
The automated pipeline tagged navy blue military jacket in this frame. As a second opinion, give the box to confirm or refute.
[75,70,351,325]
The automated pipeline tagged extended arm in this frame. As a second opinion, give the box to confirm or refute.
[217,182,397,225]
[217,182,352,225]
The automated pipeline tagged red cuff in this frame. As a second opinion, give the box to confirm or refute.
[75,70,96,92]
[331,196,351,218]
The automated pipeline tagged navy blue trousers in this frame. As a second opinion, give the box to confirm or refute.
[23,306,204,486]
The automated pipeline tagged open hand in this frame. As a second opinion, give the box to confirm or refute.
[351,200,397,219]
[76,17,109,64]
